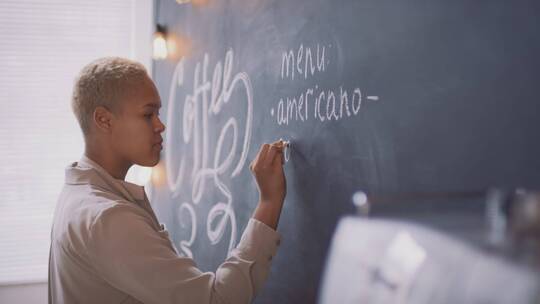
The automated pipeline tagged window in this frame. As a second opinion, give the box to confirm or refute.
[0,0,153,285]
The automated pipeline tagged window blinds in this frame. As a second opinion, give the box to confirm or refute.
[0,0,151,285]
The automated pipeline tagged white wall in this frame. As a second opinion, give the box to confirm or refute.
[0,282,47,304]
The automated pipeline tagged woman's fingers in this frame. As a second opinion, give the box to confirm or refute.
[251,143,270,171]
[270,140,287,166]
[250,144,265,170]
[265,145,278,168]
[251,140,286,171]
[278,149,284,165]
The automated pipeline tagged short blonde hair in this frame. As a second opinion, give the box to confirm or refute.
[71,57,149,135]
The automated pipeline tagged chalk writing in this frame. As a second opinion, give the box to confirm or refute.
[165,49,253,256]
[273,43,380,126]
[178,203,196,258]
[281,43,326,81]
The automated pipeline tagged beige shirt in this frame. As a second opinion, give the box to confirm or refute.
[48,156,281,304]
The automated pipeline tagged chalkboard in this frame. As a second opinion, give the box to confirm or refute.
[149,1,540,303]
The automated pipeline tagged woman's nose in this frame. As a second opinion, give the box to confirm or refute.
[155,117,166,132]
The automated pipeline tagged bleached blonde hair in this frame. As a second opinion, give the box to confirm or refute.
[71,57,149,136]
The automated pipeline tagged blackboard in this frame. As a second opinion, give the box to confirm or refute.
[149,1,540,303]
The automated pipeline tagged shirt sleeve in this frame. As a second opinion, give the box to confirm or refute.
[86,203,280,304]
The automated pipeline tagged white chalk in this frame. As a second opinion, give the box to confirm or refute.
[279,138,291,162]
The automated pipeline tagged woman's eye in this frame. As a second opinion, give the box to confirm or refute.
[144,113,153,119]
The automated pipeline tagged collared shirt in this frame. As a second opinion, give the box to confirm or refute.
[48,156,281,304]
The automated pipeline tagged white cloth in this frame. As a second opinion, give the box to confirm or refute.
[48,156,281,304]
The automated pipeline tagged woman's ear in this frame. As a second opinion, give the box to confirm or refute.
[93,106,114,133]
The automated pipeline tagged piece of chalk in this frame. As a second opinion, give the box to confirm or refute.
[277,138,291,162]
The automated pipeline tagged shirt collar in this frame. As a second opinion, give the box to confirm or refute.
[65,155,146,202]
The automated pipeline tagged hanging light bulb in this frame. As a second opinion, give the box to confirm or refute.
[153,24,168,60]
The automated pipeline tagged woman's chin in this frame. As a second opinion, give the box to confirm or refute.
[147,156,160,167]
[136,154,160,167]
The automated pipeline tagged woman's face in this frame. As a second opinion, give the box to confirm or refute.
[110,76,165,167]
